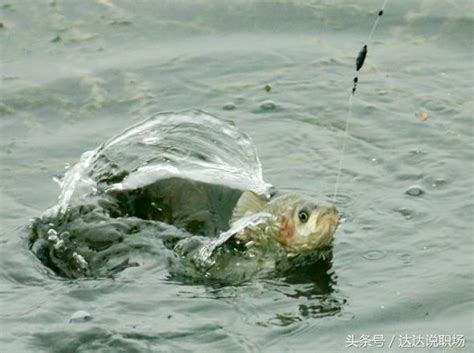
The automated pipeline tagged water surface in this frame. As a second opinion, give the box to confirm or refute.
[1,0,472,352]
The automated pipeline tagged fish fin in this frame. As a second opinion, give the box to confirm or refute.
[231,191,268,224]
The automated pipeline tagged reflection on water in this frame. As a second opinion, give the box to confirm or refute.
[262,257,343,326]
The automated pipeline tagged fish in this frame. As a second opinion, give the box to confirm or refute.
[229,191,339,256]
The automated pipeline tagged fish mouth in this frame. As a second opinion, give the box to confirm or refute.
[315,206,340,241]
[320,206,337,217]
[317,206,339,225]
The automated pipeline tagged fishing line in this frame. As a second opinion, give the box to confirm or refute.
[332,0,389,205]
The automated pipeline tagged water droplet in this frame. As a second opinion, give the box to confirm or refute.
[47,229,58,237]
[431,178,447,188]
[70,310,92,323]
[73,252,88,269]
[362,250,386,260]
[48,234,59,243]
[405,185,425,197]
[54,239,64,250]
[222,102,236,111]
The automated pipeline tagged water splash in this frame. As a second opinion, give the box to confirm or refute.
[31,111,276,280]
[55,110,271,214]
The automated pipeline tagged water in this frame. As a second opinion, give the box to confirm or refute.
[1,0,472,352]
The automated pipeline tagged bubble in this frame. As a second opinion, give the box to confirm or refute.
[70,310,92,323]
[259,100,277,110]
[362,250,386,260]
[222,102,236,111]
[405,185,425,197]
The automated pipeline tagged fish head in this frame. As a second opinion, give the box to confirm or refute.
[277,199,339,251]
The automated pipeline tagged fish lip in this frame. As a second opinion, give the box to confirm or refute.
[318,206,338,220]
[315,207,340,235]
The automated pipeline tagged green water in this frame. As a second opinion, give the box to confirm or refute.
[1,0,472,352]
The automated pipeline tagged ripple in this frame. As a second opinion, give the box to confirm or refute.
[409,149,428,155]
[398,253,412,266]
[361,250,386,260]
[396,173,424,181]
[336,311,355,321]
[267,312,302,327]
[396,207,415,220]
[262,296,345,327]
[325,192,352,208]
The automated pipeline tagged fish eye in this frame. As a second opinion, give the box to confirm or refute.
[298,210,309,223]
